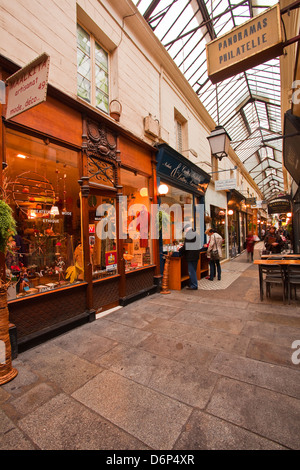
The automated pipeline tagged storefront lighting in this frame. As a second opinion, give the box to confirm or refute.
[228,209,234,215]
[50,205,59,216]
[207,125,231,161]
[139,187,148,197]
[287,212,292,217]
[158,184,169,196]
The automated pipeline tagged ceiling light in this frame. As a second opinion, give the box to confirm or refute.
[17,154,27,159]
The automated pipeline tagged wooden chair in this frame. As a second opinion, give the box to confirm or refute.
[286,265,300,304]
[260,265,286,303]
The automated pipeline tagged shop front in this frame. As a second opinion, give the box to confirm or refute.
[155,144,210,288]
[227,189,245,257]
[1,70,158,351]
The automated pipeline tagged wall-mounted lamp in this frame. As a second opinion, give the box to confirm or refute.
[228,209,234,215]
[207,125,231,161]
[158,184,169,196]
[139,187,148,197]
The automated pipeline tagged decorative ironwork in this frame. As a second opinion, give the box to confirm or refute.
[84,119,120,188]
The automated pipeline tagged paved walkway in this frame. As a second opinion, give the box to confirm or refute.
[1,243,300,451]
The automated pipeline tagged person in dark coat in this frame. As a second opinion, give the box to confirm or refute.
[179,222,201,290]
[264,226,284,254]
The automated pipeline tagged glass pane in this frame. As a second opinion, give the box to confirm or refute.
[120,169,153,271]
[159,183,194,250]
[88,195,117,280]
[5,129,82,300]
[77,74,91,102]
[77,24,90,56]
[95,89,109,113]
[95,65,108,94]
[95,42,108,72]
[77,49,91,80]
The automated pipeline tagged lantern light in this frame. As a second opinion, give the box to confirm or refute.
[139,187,148,197]
[207,125,231,161]
[228,209,234,215]
[158,184,169,196]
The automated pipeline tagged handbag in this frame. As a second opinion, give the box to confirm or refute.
[210,236,220,261]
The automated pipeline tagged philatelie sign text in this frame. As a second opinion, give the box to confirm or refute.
[206,5,283,84]
[6,53,50,119]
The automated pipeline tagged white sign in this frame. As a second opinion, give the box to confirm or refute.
[215,178,237,191]
[6,53,50,120]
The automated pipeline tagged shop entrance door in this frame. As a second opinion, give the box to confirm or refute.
[87,190,120,311]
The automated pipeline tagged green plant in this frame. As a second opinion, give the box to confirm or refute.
[0,199,16,254]
[156,208,171,233]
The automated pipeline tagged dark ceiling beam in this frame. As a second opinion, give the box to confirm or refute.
[196,0,216,39]
[143,0,161,21]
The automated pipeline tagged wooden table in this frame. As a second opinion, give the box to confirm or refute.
[261,254,300,259]
[254,260,300,301]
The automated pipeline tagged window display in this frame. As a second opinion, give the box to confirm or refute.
[120,169,153,271]
[88,193,117,279]
[5,129,82,300]
[159,184,194,251]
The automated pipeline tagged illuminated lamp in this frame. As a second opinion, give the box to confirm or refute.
[50,205,59,216]
[228,209,234,215]
[158,184,169,196]
[139,187,148,197]
[287,212,292,217]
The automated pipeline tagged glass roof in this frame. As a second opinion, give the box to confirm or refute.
[133,0,284,201]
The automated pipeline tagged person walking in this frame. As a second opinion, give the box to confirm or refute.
[179,222,201,290]
[246,231,255,262]
[206,228,223,281]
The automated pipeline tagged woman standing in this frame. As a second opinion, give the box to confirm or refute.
[206,229,223,281]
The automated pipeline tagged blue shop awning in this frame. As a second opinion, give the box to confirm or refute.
[156,144,211,197]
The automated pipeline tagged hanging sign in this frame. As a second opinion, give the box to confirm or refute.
[6,53,50,119]
[215,178,237,191]
[206,5,283,84]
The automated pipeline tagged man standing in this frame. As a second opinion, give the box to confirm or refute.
[179,222,201,290]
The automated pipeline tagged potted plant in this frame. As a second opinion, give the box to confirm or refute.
[0,195,18,384]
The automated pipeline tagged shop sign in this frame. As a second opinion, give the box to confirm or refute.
[105,251,117,271]
[6,53,50,119]
[245,197,256,205]
[206,5,283,84]
[156,144,210,195]
[215,178,237,191]
[268,198,291,214]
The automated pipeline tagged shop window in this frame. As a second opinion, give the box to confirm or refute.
[5,129,82,300]
[210,204,226,258]
[88,194,117,280]
[120,169,153,271]
[159,184,194,251]
[77,24,109,114]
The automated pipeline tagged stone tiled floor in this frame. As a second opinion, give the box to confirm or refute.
[1,244,300,451]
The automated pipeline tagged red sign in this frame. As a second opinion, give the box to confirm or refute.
[105,251,117,271]
[6,53,50,119]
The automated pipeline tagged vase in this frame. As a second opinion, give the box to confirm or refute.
[0,284,18,385]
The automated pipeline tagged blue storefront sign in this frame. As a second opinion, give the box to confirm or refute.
[156,144,210,196]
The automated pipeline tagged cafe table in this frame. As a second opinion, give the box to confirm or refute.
[260,254,300,259]
[253,259,300,301]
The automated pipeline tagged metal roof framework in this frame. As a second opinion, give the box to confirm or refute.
[133,0,284,201]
